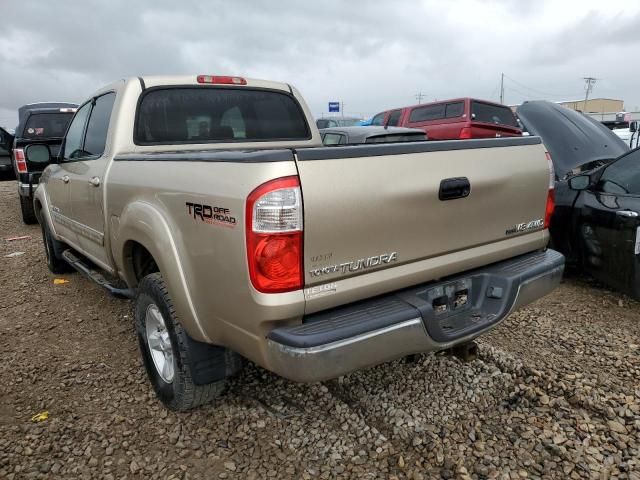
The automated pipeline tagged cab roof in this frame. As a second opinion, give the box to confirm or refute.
[138,75,292,93]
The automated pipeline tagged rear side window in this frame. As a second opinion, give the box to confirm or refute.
[135,87,310,144]
[23,113,74,139]
[409,104,445,123]
[445,102,464,118]
[471,101,518,127]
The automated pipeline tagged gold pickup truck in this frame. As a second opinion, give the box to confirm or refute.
[29,75,563,410]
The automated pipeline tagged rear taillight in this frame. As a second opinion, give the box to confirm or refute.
[459,127,472,139]
[544,152,555,229]
[246,176,303,293]
[197,75,247,85]
[14,149,27,173]
[545,189,555,229]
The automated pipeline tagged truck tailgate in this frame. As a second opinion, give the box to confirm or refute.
[295,137,550,286]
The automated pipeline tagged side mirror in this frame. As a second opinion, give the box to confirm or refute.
[24,144,52,164]
[630,121,638,133]
[568,174,590,191]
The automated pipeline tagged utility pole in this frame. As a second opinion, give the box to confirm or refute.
[582,77,597,112]
[340,101,344,118]
[415,92,426,104]
[499,73,504,104]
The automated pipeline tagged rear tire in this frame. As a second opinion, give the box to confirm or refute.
[20,195,37,224]
[41,221,72,274]
[135,273,234,410]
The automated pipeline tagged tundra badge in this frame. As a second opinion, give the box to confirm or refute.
[309,252,398,277]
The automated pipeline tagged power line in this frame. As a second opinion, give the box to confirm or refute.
[415,92,427,104]
[502,84,537,101]
[502,74,583,99]
[489,85,499,102]
[582,77,598,111]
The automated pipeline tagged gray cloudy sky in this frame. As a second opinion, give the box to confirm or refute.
[1,0,640,128]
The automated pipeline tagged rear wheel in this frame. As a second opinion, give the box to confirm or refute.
[135,273,236,410]
[41,221,72,274]
[20,195,37,224]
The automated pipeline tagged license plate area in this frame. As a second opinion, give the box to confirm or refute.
[397,273,516,343]
[420,278,473,316]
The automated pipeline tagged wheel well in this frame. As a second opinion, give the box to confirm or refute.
[34,199,43,224]
[124,241,159,285]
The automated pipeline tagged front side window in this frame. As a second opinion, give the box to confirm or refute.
[371,112,385,126]
[63,103,92,161]
[409,104,445,123]
[599,150,640,195]
[135,87,310,144]
[83,93,116,157]
[387,110,402,126]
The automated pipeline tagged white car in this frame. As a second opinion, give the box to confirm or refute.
[612,127,631,143]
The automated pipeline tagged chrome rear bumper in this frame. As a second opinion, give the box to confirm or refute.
[266,249,564,382]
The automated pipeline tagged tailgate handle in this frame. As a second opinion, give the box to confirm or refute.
[439,177,470,201]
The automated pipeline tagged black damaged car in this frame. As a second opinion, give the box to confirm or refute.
[517,101,640,297]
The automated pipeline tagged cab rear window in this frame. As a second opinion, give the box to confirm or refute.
[135,87,310,144]
[471,101,518,128]
[23,113,74,139]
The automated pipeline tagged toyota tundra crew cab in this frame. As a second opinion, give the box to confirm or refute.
[30,75,564,410]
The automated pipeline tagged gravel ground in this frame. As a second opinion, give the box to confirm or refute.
[0,178,638,480]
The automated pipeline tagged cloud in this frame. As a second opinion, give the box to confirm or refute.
[0,0,639,127]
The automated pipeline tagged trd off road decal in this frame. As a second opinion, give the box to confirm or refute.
[186,202,237,228]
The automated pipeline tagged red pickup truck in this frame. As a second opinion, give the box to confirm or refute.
[371,98,522,140]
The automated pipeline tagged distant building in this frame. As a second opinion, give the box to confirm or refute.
[557,98,624,114]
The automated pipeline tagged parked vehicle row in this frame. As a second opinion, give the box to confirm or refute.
[315,116,362,129]
[19,74,563,410]
[370,97,522,140]
[319,125,426,145]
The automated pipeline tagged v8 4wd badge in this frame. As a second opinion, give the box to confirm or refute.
[505,218,543,235]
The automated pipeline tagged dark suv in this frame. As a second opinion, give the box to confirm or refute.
[13,103,77,223]
[0,127,14,179]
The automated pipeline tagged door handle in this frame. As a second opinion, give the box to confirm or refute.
[616,210,639,218]
[88,176,101,187]
[62,175,69,184]
[439,177,471,201]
